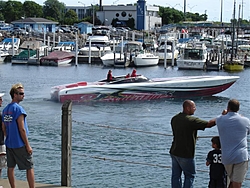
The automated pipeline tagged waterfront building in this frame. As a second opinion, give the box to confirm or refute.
[66,0,162,31]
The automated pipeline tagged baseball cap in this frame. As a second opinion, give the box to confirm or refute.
[0,93,4,97]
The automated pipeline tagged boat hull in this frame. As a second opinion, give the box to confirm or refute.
[51,76,239,103]
[177,59,206,70]
[223,61,244,71]
[134,53,159,67]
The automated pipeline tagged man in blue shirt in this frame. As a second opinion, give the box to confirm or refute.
[2,83,35,188]
[216,99,250,188]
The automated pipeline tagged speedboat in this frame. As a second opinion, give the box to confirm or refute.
[50,75,239,103]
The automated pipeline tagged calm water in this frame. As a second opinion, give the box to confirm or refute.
[0,63,250,187]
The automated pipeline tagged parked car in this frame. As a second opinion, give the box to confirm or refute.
[115,27,129,33]
[11,28,28,35]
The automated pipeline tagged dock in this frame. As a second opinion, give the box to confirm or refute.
[0,179,71,188]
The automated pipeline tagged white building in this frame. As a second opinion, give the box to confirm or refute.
[66,3,161,31]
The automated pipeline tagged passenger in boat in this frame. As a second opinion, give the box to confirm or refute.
[216,99,250,188]
[206,136,226,188]
[169,100,216,188]
[0,93,7,177]
[131,69,137,77]
[125,73,130,78]
[107,70,113,82]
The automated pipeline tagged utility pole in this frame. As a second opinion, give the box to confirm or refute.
[220,0,223,25]
[184,0,186,21]
[92,4,95,26]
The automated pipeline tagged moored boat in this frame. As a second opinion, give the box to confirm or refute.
[177,41,208,70]
[40,51,74,66]
[50,75,239,103]
[0,50,9,63]
[134,51,159,67]
[223,59,244,71]
[11,49,37,64]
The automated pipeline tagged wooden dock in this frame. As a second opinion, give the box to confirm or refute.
[0,179,71,188]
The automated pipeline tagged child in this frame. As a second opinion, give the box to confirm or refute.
[206,136,226,188]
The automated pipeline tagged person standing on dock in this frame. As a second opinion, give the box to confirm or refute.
[169,99,216,188]
[206,136,226,188]
[0,93,7,177]
[1,83,35,188]
[216,99,250,188]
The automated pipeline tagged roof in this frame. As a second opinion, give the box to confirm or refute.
[11,17,58,24]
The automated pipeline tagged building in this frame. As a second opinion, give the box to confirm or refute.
[66,0,161,31]
[11,17,58,33]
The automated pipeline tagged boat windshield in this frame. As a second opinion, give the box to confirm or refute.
[109,75,150,84]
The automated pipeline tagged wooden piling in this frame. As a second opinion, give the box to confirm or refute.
[61,100,72,187]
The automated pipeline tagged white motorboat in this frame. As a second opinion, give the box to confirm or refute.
[177,41,208,70]
[134,51,159,67]
[52,41,75,52]
[156,41,179,63]
[50,75,239,103]
[0,38,20,52]
[101,52,128,67]
[78,35,111,57]
[0,50,9,62]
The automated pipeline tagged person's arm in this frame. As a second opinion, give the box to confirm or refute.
[206,161,210,166]
[206,118,216,128]
[2,122,6,137]
[17,114,32,154]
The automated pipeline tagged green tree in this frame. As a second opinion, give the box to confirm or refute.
[127,17,135,29]
[0,1,5,21]
[23,1,43,18]
[64,9,78,25]
[43,0,65,23]
[158,6,184,25]
[2,1,24,23]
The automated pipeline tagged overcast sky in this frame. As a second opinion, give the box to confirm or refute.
[20,0,249,22]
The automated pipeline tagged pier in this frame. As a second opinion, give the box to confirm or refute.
[0,179,70,188]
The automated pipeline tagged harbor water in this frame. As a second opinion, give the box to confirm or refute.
[0,62,250,187]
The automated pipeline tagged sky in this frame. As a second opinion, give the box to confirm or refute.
[20,0,249,22]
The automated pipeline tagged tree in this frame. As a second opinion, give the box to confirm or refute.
[2,1,24,23]
[64,9,78,25]
[23,1,43,18]
[158,6,184,25]
[127,17,135,29]
[43,0,65,23]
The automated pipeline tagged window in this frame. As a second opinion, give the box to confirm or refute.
[121,11,126,17]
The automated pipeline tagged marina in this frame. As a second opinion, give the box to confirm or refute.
[0,63,250,187]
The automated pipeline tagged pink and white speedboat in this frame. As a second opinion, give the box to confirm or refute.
[50,75,239,103]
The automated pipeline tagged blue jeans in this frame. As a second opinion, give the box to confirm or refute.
[171,154,196,188]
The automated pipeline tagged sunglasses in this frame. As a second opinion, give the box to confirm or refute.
[17,92,24,95]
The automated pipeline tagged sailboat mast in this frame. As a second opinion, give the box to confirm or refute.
[231,0,236,61]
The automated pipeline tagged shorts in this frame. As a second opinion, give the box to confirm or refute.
[6,146,34,170]
[224,161,248,183]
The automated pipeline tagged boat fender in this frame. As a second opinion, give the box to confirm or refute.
[65,84,78,88]
[77,82,87,86]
